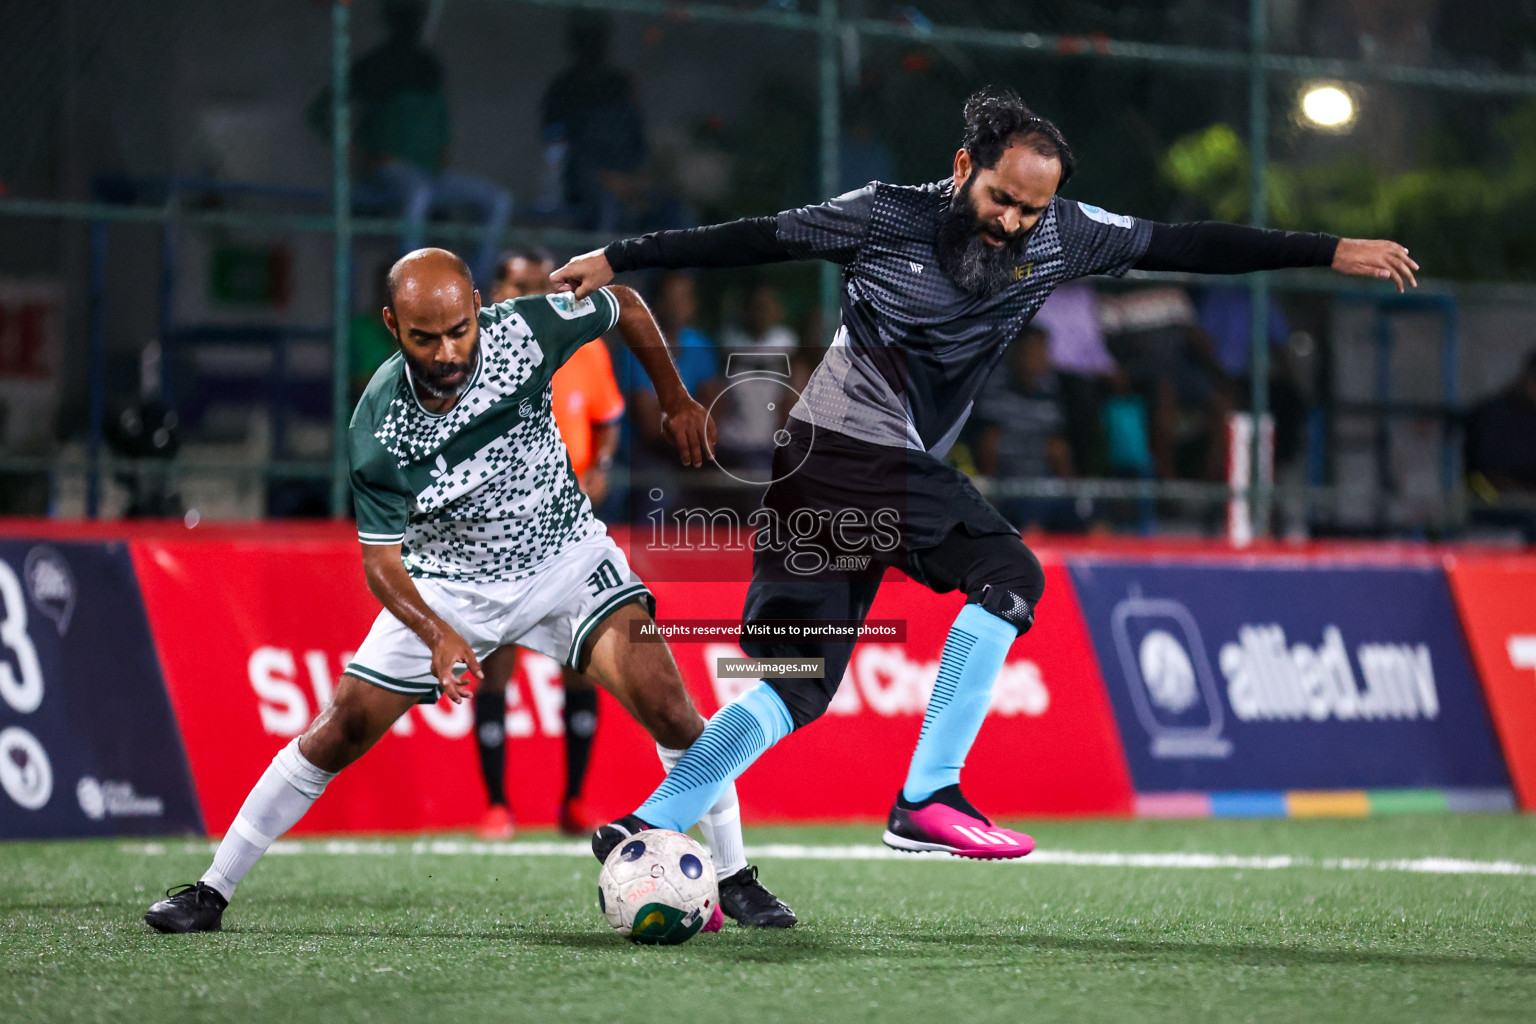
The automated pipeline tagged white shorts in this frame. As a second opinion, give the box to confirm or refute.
[345,532,653,703]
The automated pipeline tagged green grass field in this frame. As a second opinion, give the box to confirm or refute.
[4,816,1536,1024]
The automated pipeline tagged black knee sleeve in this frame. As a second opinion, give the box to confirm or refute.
[965,544,1044,636]
[970,583,1036,635]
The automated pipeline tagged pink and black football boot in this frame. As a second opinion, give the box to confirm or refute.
[882,785,1035,860]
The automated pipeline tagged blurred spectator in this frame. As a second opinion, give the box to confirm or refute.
[492,246,556,302]
[1100,370,1157,480]
[839,94,895,194]
[1099,286,1231,481]
[1194,285,1289,379]
[309,0,511,284]
[974,327,1081,533]
[1466,348,1536,541]
[349,261,399,403]
[1194,285,1307,469]
[720,282,799,353]
[716,282,800,481]
[1031,280,1119,479]
[614,272,721,512]
[541,12,682,232]
[1033,281,1117,377]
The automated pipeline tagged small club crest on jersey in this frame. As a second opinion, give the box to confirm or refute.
[1076,202,1135,229]
[547,291,597,320]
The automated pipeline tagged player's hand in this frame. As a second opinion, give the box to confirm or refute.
[429,628,483,704]
[550,249,615,300]
[659,396,716,468]
[1332,239,1419,293]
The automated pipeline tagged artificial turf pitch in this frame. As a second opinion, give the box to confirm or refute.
[4,816,1535,1024]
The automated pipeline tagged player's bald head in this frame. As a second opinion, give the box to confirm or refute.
[381,248,481,404]
[386,248,476,313]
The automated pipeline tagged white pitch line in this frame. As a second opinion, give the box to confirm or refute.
[114,840,1536,878]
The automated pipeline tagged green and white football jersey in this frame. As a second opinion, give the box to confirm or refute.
[349,287,621,582]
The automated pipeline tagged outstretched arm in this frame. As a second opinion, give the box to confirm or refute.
[609,285,716,467]
[1134,221,1419,292]
[550,219,788,299]
[553,185,878,298]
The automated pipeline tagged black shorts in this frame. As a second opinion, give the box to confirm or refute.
[740,422,1041,728]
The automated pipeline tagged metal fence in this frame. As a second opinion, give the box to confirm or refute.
[1,0,1534,539]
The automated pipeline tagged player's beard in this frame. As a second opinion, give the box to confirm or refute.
[402,340,480,400]
[935,176,1030,296]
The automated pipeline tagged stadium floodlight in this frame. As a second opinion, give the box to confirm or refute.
[1300,84,1356,130]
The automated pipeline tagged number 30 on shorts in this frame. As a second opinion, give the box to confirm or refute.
[585,560,624,596]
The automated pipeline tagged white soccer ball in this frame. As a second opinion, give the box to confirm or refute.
[597,829,717,944]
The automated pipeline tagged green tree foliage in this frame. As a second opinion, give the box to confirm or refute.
[1161,102,1536,279]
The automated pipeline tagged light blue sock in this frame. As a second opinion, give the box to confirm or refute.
[902,603,1018,803]
[637,682,794,832]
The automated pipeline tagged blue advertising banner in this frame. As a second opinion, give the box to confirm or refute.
[1067,559,1510,794]
[0,539,203,839]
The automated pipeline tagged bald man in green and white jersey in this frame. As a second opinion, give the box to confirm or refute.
[146,248,794,935]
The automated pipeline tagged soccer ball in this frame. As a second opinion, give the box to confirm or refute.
[597,829,717,945]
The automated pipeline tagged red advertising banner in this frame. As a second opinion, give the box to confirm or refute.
[640,553,1134,820]
[128,527,1132,834]
[1445,554,1536,810]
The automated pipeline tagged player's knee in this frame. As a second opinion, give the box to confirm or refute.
[302,692,377,770]
[965,546,1044,636]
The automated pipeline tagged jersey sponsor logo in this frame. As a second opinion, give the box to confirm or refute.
[1012,262,1034,281]
[909,260,924,274]
[546,292,597,320]
[1076,202,1135,229]
[586,559,624,596]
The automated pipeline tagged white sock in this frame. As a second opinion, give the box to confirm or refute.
[201,738,337,900]
[658,743,748,878]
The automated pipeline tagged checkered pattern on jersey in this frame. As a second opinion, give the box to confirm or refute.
[779,182,1151,453]
[372,312,598,582]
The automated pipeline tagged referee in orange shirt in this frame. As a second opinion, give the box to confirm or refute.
[475,245,626,838]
